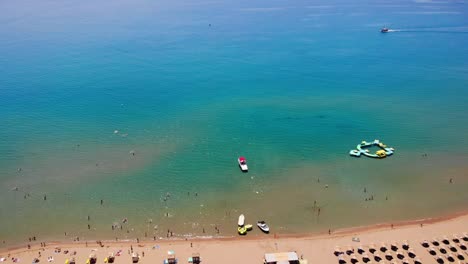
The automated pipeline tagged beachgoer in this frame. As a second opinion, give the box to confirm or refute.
[100,199,103,205]
[364,187,367,193]
[190,242,192,248]
[449,178,453,183]
[44,195,46,201]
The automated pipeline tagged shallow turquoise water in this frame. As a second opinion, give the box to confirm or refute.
[1,0,468,246]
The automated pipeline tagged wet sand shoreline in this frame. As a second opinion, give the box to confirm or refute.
[3,209,467,253]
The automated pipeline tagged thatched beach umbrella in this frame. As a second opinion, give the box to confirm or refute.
[463,233,468,242]
[432,238,440,247]
[361,254,370,263]
[439,247,448,254]
[334,246,343,256]
[369,244,377,254]
[401,259,410,264]
[429,247,437,256]
[384,252,393,261]
[88,253,97,264]
[449,245,458,252]
[402,240,410,250]
[390,241,398,251]
[357,246,365,255]
[459,243,467,251]
[421,240,430,248]
[346,246,354,256]
[338,255,346,264]
[373,253,382,262]
[456,253,465,261]
[445,254,455,262]
[453,234,461,243]
[435,255,444,264]
[408,249,416,258]
[350,254,358,264]
[414,258,422,264]
[396,251,405,259]
[442,236,450,245]
[380,243,388,253]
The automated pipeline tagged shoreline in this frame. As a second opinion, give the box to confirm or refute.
[3,209,467,253]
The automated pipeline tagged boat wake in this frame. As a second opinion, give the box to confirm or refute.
[385,26,468,34]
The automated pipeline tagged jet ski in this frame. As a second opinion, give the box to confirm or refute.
[257,221,270,233]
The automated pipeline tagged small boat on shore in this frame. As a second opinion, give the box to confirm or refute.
[238,157,248,172]
[238,214,245,226]
[257,221,270,233]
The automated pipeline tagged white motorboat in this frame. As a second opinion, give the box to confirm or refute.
[238,214,245,226]
[257,221,270,233]
[238,156,248,172]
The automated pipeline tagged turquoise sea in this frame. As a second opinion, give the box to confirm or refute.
[1,0,468,247]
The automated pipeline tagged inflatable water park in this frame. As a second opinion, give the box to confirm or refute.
[349,139,395,158]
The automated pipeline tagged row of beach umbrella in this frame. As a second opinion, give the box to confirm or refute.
[334,241,419,264]
[421,233,468,263]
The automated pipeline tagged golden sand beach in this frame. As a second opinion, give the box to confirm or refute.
[2,212,467,264]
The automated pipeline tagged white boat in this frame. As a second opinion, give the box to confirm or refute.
[238,156,248,172]
[257,221,270,233]
[238,214,245,226]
